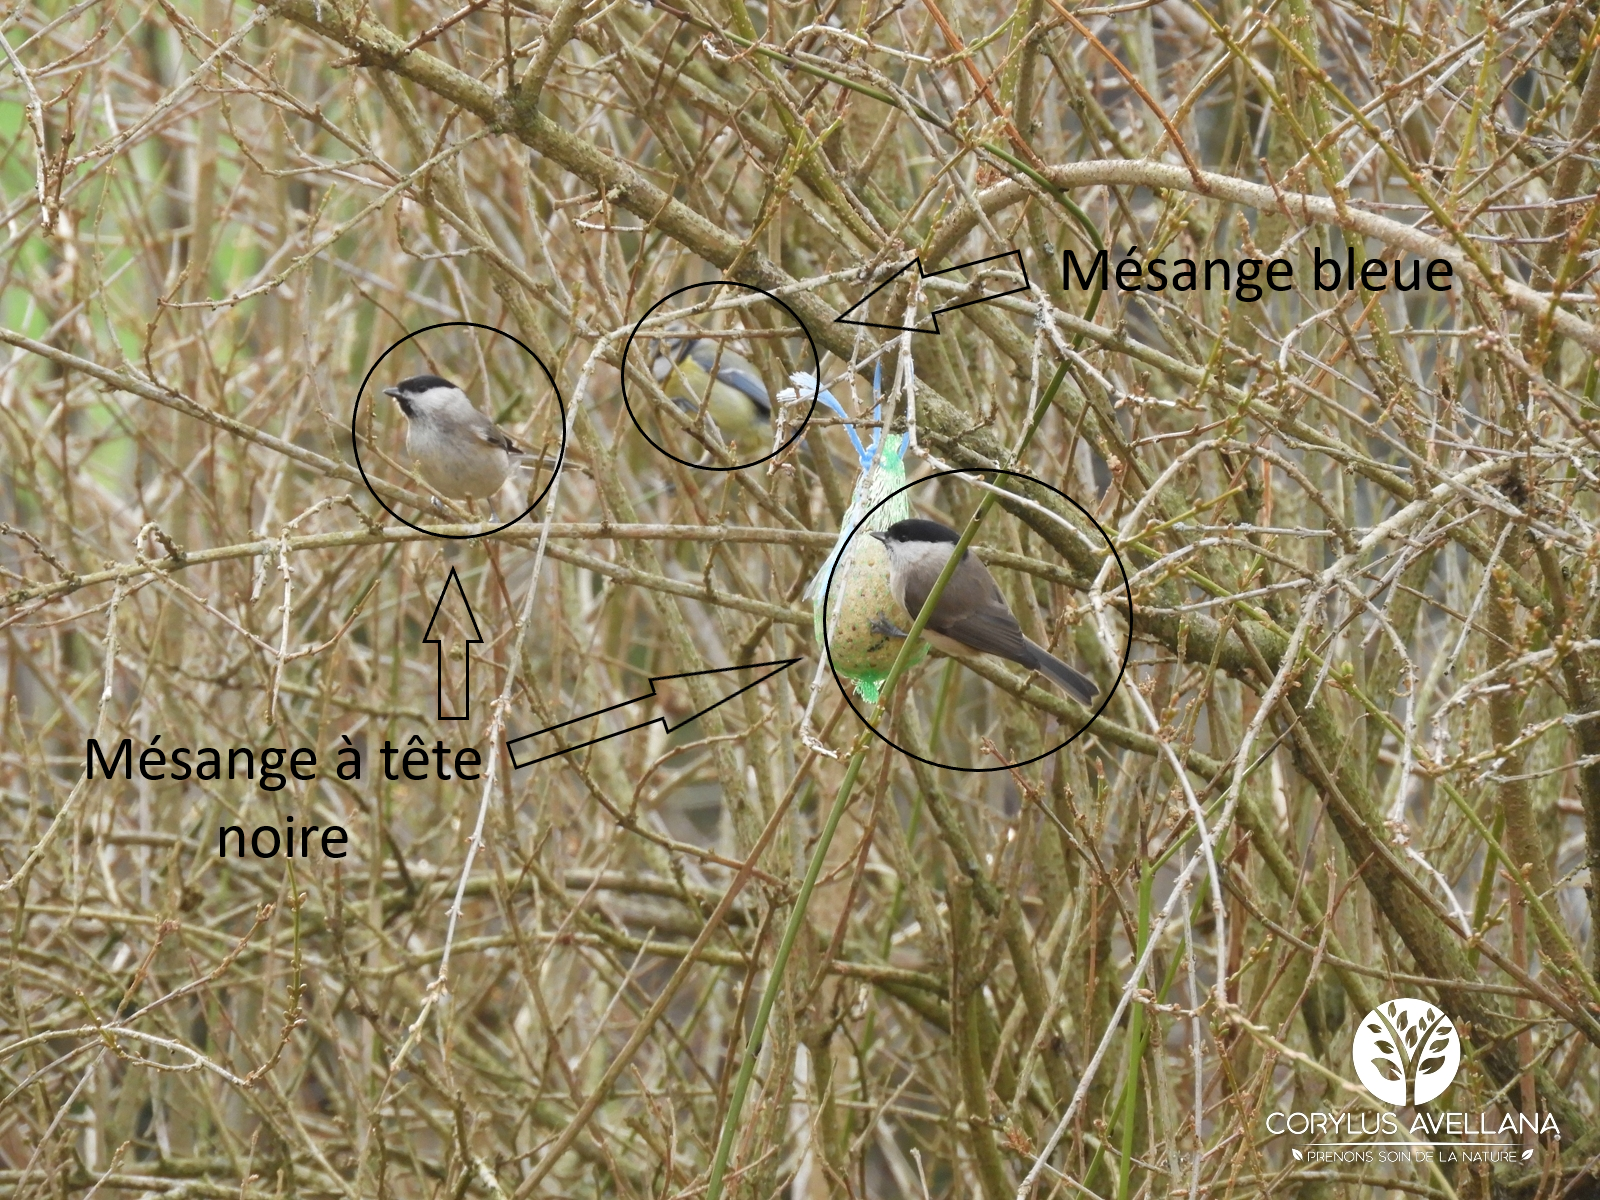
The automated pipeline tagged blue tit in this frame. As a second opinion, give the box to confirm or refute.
[651,338,772,453]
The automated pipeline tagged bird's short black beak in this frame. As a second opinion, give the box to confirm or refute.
[382,386,404,400]
[869,530,887,544]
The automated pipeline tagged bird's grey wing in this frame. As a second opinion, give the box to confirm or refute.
[901,550,1000,617]
[471,411,522,455]
[932,604,1034,662]
[914,558,1033,662]
[689,344,772,418]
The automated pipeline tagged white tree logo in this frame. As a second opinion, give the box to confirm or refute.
[1352,999,1461,1106]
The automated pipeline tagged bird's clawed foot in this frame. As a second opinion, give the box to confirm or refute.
[870,613,909,639]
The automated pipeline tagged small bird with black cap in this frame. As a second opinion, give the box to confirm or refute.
[870,517,1098,703]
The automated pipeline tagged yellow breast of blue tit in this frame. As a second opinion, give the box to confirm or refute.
[651,338,773,451]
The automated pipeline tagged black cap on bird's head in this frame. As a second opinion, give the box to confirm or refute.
[384,374,459,395]
[870,518,963,547]
[382,374,460,416]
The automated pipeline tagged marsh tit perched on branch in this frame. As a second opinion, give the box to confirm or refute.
[383,374,527,511]
[870,517,1099,703]
[651,338,772,453]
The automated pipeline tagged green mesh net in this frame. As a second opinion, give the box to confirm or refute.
[798,374,928,703]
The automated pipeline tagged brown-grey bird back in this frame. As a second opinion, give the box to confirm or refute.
[904,551,1033,661]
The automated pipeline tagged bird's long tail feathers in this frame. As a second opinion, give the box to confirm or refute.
[1024,640,1098,704]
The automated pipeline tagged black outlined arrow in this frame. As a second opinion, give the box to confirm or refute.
[834,249,1029,333]
[423,567,482,721]
[506,658,799,769]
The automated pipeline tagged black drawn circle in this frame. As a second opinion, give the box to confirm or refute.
[620,283,819,471]
[352,322,566,540]
[820,468,1132,772]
